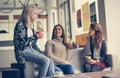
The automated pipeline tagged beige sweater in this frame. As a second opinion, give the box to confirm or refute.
[45,37,68,65]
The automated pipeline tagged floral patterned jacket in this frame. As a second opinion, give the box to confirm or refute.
[13,19,41,63]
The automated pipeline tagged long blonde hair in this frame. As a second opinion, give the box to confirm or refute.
[21,4,37,26]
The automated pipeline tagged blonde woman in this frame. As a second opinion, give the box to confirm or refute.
[13,4,55,78]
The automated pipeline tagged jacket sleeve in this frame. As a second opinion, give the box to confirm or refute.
[45,40,67,64]
[100,40,107,62]
[14,22,38,50]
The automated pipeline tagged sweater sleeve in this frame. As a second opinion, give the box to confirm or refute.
[45,40,67,64]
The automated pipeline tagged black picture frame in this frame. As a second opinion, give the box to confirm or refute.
[77,9,82,28]
[90,2,97,23]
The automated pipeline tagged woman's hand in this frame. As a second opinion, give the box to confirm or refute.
[36,32,43,39]
[87,59,100,64]
[63,61,71,64]
[67,40,78,49]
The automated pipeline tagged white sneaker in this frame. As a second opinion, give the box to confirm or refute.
[54,71,64,77]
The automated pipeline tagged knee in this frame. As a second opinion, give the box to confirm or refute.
[50,59,54,64]
[42,57,50,66]
[63,64,74,74]
[59,64,73,71]
[85,64,90,67]
[84,64,91,72]
[64,64,73,69]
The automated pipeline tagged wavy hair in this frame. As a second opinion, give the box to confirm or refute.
[89,22,103,49]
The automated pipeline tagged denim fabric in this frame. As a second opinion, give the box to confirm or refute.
[55,66,62,72]
[46,59,55,76]
[56,64,74,74]
[23,47,55,78]
[13,20,39,63]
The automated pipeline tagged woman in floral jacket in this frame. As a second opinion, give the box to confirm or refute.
[13,4,55,78]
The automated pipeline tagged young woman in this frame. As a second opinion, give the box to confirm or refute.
[45,24,77,74]
[13,4,55,78]
[83,22,107,72]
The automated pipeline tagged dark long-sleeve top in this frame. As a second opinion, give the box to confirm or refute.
[13,19,41,63]
[90,39,107,62]
[83,37,107,63]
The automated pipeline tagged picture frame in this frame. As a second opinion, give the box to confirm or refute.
[90,2,97,23]
[82,2,90,32]
[77,9,82,28]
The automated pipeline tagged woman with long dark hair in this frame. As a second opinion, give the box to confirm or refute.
[83,22,107,72]
[45,24,77,74]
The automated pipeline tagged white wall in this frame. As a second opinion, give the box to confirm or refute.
[0,10,22,41]
[46,0,58,40]
[105,0,120,70]
[0,49,16,68]
[70,0,98,40]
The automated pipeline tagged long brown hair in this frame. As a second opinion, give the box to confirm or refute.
[52,24,67,45]
[89,22,103,49]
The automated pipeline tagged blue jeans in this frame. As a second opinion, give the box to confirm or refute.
[23,47,55,78]
[56,64,74,74]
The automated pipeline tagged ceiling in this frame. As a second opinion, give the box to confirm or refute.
[0,0,47,13]
[0,0,60,13]
[0,0,46,9]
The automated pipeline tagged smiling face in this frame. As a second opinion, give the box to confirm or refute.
[54,26,63,37]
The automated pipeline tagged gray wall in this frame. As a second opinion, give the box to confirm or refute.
[0,49,16,68]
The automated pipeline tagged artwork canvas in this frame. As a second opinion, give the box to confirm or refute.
[90,2,97,23]
[82,2,90,32]
[77,9,82,28]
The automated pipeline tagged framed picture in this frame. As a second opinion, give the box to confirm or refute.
[90,2,97,23]
[82,2,90,32]
[77,9,82,28]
